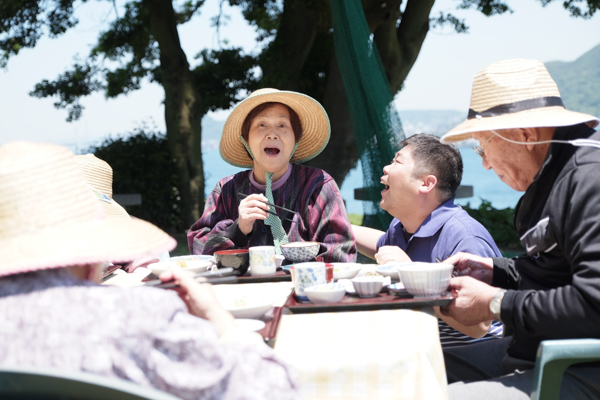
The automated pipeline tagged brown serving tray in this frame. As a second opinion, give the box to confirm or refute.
[141,270,291,284]
[235,270,291,284]
[283,290,454,314]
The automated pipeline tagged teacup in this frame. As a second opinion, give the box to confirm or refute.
[249,246,276,275]
[294,262,327,302]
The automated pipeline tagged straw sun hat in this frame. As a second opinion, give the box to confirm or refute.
[75,153,129,219]
[0,142,176,277]
[219,88,331,168]
[441,59,599,143]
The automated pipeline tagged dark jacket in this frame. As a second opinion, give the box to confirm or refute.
[491,123,600,362]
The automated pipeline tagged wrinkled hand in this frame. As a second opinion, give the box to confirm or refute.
[375,245,411,265]
[439,276,499,326]
[238,193,270,235]
[159,270,236,337]
[444,252,494,284]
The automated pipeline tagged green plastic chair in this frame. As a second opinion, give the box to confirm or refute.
[530,338,600,400]
[0,366,181,400]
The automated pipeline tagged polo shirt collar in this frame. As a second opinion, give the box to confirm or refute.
[411,198,460,238]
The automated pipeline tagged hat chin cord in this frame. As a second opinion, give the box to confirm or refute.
[490,130,600,149]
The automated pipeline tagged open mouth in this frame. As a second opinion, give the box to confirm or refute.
[264,147,281,156]
[381,180,389,191]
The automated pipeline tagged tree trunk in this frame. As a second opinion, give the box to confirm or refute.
[144,0,204,229]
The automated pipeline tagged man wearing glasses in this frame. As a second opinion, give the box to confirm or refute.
[439,59,600,399]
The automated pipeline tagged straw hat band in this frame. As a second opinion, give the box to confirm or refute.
[468,96,564,119]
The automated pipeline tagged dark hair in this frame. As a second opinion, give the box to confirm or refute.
[241,102,303,143]
[400,133,463,202]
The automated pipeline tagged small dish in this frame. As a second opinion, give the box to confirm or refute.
[397,262,453,298]
[148,257,212,276]
[214,249,250,275]
[304,283,346,304]
[387,282,410,296]
[235,319,266,332]
[330,263,362,280]
[375,264,401,280]
[225,300,273,319]
[351,277,385,298]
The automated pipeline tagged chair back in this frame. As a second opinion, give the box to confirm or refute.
[0,366,181,400]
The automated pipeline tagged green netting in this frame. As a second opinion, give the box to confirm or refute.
[329,0,405,230]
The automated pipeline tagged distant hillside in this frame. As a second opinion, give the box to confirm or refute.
[546,43,600,118]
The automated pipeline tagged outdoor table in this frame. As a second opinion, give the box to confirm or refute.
[274,308,448,399]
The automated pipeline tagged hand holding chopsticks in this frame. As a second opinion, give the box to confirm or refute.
[237,192,298,225]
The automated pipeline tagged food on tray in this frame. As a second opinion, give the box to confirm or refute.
[363,270,382,277]
[233,296,248,308]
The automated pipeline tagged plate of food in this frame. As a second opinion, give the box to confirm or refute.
[148,255,213,276]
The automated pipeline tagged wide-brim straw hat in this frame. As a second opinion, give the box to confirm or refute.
[75,154,129,219]
[220,88,331,168]
[0,142,176,277]
[441,59,599,143]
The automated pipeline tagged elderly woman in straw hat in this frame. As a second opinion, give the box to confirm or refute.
[0,142,299,398]
[188,88,356,262]
[433,59,600,399]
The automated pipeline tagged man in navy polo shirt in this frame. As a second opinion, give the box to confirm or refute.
[353,133,503,347]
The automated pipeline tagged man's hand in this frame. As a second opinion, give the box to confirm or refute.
[444,252,494,284]
[159,270,236,337]
[375,245,411,265]
[238,193,270,235]
[439,276,499,326]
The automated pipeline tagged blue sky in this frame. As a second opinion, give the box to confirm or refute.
[0,0,598,151]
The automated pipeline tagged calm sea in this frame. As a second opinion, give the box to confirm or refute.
[202,147,524,215]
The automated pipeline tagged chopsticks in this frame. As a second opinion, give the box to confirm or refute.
[145,267,237,289]
[238,192,297,224]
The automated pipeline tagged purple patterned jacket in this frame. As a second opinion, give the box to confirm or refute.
[188,164,356,262]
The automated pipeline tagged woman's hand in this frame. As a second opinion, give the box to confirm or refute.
[375,245,411,265]
[238,193,270,235]
[159,270,236,337]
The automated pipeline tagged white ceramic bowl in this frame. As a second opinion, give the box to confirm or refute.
[148,258,212,276]
[396,262,453,298]
[331,263,362,280]
[234,319,266,332]
[225,301,273,319]
[304,283,346,304]
[280,241,320,262]
[351,276,385,298]
[375,264,401,280]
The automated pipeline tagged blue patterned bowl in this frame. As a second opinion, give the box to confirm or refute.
[280,241,320,263]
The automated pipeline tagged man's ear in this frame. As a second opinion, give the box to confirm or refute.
[419,175,437,194]
[521,128,539,151]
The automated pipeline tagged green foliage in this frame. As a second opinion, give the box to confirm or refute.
[546,43,600,118]
[462,199,522,251]
[193,47,260,113]
[86,127,186,234]
[458,0,512,16]
[348,213,363,226]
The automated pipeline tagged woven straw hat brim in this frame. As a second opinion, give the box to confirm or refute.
[442,107,600,143]
[0,142,176,277]
[219,89,331,168]
[1,218,176,277]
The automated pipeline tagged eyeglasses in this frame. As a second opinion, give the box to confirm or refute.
[473,135,494,160]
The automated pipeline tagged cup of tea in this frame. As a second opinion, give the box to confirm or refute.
[249,246,276,275]
[294,262,327,302]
